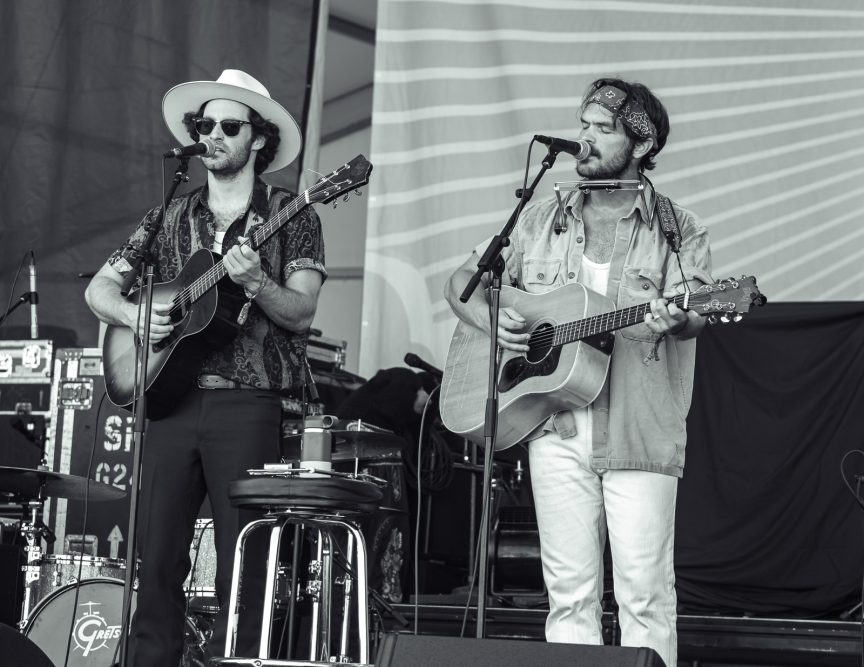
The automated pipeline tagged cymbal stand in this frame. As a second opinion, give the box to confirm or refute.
[17,490,48,628]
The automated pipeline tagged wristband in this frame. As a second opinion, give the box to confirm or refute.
[243,274,266,300]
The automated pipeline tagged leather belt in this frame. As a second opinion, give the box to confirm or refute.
[197,374,258,390]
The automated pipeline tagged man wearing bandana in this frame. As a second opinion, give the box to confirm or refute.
[445,78,713,666]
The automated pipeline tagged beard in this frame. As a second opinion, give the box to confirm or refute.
[576,139,634,180]
[202,137,255,177]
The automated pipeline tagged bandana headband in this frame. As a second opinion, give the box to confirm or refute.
[585,85,656,140]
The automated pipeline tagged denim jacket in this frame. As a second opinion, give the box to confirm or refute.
[480,181,712,477]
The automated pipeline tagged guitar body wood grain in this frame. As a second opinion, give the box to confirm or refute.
[440,283,613,450]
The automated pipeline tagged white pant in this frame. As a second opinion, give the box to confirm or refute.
[529,429,678,667]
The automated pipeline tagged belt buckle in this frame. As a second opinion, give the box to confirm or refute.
[198,375,231,390]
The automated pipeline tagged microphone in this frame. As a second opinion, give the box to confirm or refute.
[162,138,216,159]
[28,251,38,339]
[404,352,443,379]
[534,135,591,160]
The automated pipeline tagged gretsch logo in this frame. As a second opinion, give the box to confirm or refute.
[73,601,122,657]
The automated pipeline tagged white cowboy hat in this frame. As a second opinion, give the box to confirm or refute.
[162,69,302,173]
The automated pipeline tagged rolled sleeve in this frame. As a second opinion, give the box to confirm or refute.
[107,208,160,278]
[664,212,713,294]
[280,207,326,284]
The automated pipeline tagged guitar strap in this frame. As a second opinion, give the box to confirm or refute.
[653,192,682,253]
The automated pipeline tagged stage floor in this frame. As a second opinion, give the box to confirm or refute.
[379,601,862,666]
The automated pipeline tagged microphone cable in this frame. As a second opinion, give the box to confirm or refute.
[63,390,107,667]
[0,250,30,329]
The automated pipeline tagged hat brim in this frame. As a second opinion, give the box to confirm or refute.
[162,80,303,174]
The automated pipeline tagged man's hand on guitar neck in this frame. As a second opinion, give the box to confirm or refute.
[644,293,705,340]
[223,236,265,293]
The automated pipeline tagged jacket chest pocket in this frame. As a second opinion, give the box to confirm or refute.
[619,266,664,342]
[522,258,563,294]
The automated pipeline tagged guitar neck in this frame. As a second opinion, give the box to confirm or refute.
[184,193,310,302]
[555,292,687,346]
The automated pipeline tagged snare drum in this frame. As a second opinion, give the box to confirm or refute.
[185,518,216,596]
[31,554,126,605]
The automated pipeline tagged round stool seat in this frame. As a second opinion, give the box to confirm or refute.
[228,475,383,514]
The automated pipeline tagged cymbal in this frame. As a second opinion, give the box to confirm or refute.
[0,466,126,502]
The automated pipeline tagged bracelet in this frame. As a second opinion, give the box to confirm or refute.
[243,274,266,300]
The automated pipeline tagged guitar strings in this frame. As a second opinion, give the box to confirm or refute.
[525,295,687,349]
[166,169,352,314]
[166,186,319,315]
[167,204,294,315]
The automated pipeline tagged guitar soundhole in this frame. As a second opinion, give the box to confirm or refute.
[498,322,562,393]
[526,322,554,363]
[171,294,190,325]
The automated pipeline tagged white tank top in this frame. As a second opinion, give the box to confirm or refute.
[568,256,611,446]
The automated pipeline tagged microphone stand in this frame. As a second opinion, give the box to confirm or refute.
[0,290,37,327]
[458,143,560,638]
[118,156,190,667]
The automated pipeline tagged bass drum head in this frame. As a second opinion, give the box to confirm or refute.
[24,579,211,667]
[24,578,133,666]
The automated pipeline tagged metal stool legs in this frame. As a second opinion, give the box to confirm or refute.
[222,513,371,665]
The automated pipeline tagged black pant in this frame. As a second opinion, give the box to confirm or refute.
[129,387,281,667]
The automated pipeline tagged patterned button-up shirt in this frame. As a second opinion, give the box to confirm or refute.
[109,177,326,393]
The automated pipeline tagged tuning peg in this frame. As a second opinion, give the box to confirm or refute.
[733,313,743,323]
[354,189,363,196]
[332,200,338,208]
[707,314,718,325]
[720,314,731,323]
[343,194,350,201]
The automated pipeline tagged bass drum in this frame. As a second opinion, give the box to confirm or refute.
[23,579,210,666]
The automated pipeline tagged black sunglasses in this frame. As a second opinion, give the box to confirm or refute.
[193,117,251,137]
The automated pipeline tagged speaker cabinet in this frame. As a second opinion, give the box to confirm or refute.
[376,633,665,667]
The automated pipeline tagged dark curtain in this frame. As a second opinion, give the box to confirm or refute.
[676,301,864,617]
[0,0,316,347]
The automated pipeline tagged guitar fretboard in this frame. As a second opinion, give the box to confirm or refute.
[549,293,688,346]
[171,192,309,309]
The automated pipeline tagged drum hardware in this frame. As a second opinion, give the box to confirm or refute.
[0,465,126,627]
[18,496,53,629]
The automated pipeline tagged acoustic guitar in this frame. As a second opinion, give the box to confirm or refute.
[440,276,765,450]
[103,155,372,419]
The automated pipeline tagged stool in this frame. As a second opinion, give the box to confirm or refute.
[215,474,383,666]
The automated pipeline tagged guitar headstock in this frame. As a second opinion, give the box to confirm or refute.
[687,276,767,324]
[308,154,373,206]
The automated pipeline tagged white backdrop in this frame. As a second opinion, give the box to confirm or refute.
[360,0,864,377]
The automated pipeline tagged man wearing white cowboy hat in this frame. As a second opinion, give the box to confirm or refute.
[85,69,326,665]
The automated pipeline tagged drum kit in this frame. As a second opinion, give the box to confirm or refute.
[0,419,410,664]
[0,465,214,666]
